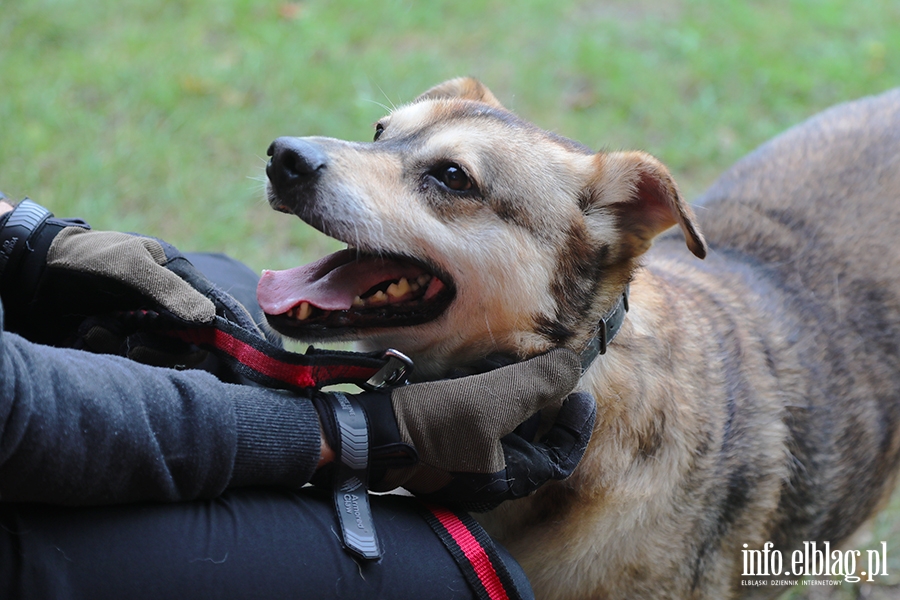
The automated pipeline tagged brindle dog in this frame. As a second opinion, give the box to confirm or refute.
[258,79,900,599]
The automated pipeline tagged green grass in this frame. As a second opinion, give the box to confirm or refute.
[2,0,898,271]
[2,1,900,597]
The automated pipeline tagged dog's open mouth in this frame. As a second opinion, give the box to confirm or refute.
[257,248,455,338]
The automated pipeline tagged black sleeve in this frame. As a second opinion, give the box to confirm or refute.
[0,300,322,505]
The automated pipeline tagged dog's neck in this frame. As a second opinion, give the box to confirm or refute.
[579,286,629,371]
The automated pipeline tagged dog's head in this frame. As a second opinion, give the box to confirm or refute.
[258,78,706,378]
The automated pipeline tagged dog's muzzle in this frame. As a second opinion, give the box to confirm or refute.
[266,137,328,210]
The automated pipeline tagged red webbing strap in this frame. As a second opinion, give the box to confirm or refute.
[421,503,523,600]
[166,318,389,392]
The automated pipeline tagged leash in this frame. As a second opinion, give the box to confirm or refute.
[421,504,524,600]
[165,316,413,392]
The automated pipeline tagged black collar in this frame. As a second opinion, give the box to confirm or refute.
[580,286,629,371]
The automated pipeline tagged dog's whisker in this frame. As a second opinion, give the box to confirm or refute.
[374,83,398,111]
[363,98,392,114]
[483,314,497,348]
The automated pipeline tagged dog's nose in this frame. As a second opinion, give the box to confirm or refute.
[266,137,328,191]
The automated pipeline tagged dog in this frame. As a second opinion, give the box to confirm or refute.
[257,78,900,599]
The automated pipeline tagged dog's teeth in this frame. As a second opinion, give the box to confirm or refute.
[370,290,387,305]
[417,274,431,286]
[352,296,365,308]
[295,302,312,321]
[387,277,411,299]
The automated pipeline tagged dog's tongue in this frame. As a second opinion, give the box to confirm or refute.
[257,249,426,315]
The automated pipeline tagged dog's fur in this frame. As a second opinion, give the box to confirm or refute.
[264,79,900,599]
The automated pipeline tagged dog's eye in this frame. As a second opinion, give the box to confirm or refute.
[374,123,385,142]
[436,163,472,192]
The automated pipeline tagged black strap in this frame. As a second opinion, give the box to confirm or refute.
[580,285,629,370]
[325,393,382,560]
[163,316,413,392]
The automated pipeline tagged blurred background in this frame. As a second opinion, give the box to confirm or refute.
[2,1,899,597]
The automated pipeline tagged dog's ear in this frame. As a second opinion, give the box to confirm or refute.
[416,77,505,109]
[586,151,707,259]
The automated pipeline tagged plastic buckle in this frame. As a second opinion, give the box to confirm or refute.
[328,392,382,560]
[0,199,51,278]
[365,348,414,390]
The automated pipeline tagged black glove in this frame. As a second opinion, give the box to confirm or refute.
[0,199,263,374]
[314,348,596,511]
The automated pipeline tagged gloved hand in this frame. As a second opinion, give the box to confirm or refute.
[314,348,596,511]
[0,199,260,370]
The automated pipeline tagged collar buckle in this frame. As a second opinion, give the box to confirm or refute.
[365,348,415,390]
[580,286,629,371]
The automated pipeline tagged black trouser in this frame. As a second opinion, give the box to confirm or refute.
[0,487,532,599]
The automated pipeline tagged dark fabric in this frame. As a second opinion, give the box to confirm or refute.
[0,487,533,600]
[0,299,321,504]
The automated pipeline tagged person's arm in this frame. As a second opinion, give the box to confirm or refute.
[0,297,323,505]
[0,197,332,501]
[0,198,592,511]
